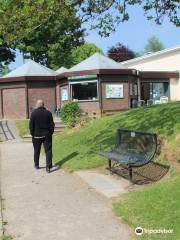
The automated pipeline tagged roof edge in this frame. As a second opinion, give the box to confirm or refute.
[122,45,180,66]
[0,76,56,83]
[57,69,137,79]
[140,71,179,79]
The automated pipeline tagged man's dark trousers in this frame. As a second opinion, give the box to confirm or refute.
[32,135,52,169]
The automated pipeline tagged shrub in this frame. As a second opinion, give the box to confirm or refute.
[60,101,81,127]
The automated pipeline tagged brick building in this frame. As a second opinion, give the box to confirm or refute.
[56,53,179,116]
[0,60,57,119]
[56,53,138,116]
[0,51,179,119]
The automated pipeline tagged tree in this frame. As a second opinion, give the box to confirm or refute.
[0,1,84,69]
[144,36,165,53]
[0,44,15,67]
[0,64,10,76]
[71,43,103,65]
[0,0,179,66]
[17,9,84,69]
[107,43,135,62]
[75,0,180,37]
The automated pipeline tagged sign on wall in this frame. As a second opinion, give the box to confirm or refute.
[68,75,97,81]
[61,88,68,101]
[106,84,124,98]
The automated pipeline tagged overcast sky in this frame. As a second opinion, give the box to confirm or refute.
[10,5,180,70]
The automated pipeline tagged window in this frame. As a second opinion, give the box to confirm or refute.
[61,88,68,101]
[150,82,169,101]
[71,81,98,101]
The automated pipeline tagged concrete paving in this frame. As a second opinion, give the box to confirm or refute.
[0,140,132,240]
[75,171,130,198]
[0,142,4,238]
[0,190,3,238]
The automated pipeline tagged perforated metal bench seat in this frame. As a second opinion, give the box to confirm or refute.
[97,129,157,182]
[97,149,148,166]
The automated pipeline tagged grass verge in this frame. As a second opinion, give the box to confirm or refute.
[15,120,29,137]
[113,175,180,240]
[1,236,12,240]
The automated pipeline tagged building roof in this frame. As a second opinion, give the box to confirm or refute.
[3,60,57,78]
[56,67,68,74]
[68,53,124,72]
[121,45,180,67]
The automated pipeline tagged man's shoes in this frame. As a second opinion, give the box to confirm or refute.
[46,167,50,173]
[34,166,40,170]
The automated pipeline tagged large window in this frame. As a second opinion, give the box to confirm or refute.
[150,82,169,101]
[71,81,98,101]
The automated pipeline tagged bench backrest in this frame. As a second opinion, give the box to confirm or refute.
[115,129,157,164]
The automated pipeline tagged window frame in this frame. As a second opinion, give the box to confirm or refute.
[70,80,99,102]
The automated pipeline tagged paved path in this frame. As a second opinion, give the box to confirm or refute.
[76,171,130,198]
[0,140,131,240]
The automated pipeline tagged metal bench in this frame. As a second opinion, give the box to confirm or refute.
[97,129,157,183]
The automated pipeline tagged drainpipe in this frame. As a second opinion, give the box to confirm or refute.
[137,70,141,101]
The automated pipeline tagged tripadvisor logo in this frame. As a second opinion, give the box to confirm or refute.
[135,227,143,235]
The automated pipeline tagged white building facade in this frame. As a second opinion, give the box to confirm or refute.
[122,46,180,101]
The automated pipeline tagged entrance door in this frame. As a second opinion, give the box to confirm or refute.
[141,82,170,103]
[141,83,150,102]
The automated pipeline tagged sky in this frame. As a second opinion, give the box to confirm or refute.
[10,5,180,70]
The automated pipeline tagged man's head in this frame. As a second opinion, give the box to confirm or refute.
[36,99,44,108]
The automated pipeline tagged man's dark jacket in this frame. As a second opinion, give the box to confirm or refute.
[29,107,55,137]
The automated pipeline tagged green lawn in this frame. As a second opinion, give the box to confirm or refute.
[113,176,180,240]
[0,236,12,240]
[15,120,29,137]
[53,102,180,172]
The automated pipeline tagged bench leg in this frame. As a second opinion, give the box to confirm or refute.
[108,159,112,171]
[128,165,133,183]
[108,159,113,174]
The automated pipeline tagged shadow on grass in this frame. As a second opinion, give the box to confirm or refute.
[55,151,79,168]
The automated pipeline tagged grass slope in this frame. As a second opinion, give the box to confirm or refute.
[53,102,180,171]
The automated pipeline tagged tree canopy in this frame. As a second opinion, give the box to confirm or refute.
[0,64,10,77]
[0,0,179,67]
[144,36,165,53]
[0,0,84,68]
[75,0,180,36]
[107,43,135,62]
[71,43,103,66]
[0,44,15,66]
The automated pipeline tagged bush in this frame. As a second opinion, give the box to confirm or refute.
[60,101,81,127]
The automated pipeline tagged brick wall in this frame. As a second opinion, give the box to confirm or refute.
[101,82,130,112]
[56,84,60,107]
[2,88,26,119]
[27,81,56,115]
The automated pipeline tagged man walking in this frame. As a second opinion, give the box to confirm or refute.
[29,100,55,173]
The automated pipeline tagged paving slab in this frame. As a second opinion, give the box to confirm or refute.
[0,140,132,240]
[75,171,130,198]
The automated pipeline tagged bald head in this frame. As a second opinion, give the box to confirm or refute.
[36,99,44,108]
